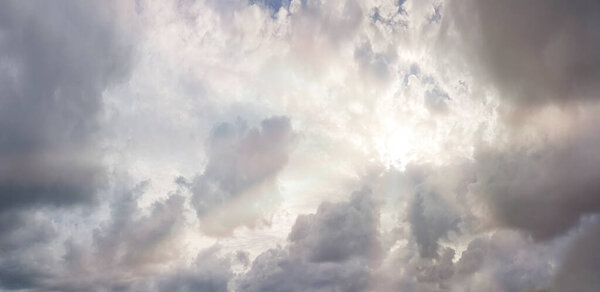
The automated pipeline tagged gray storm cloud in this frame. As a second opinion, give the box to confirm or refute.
[444,1,600,290]
[551,219,600,292]
[445,0,600,241]
[447,0,600,109]
[473,132,600,240]
[0,1,130,212]
[0,0,131,289]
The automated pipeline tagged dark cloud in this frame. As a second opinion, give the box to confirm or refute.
[238,189,380,292]
[480,232,553,292]
[387,126,600,290]
[399,164,470,258]
[288,188,381,263]
[409,192,458,258]
[0,0,131,211]
[453,231,553,292]
[550,218,600,292]
[454,238,487,276]
[407,248,455,291]
[472,129,600,239]
[447,0,600,109]
[377,230,554,292]
[234,250,251,268]
[33,182,191,291]
[92,184,186,271]
[0,211,58,290]
[0,1,132,290]
[441,0,600,244]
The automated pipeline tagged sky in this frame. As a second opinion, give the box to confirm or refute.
[1,0,599,291]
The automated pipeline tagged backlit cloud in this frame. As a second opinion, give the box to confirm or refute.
[1,0,599,291]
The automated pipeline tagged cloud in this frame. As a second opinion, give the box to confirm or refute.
[395,164,471,258]
[1,0,599,291]
[288,188,381,262]
[0,0,131,211]
[21,181,190,291]
[238,188,380,291]
[409,192,458,258]
[0,1,133,290]
[188,116,295,235]
[447,0,600,109]
[472,126,600,239]
[129,246,233,292]
[0,210,58,290]
[375,230,555,292]
[91,183,186,272]
[468,231,554,292]
[250,0,291,14]
[424,87,450,114]
[551,218,600,292]
[353,39,396,83]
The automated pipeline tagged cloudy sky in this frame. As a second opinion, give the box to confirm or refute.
[1,0,599,291]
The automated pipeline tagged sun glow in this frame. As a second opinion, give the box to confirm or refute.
[375,124,419,170]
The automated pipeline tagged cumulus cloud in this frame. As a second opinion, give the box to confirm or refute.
[188,116,295,235]
[18,181,189,291]
[193,116,293,213]
[93,186,186,271]
[551,218,600,292]
[375,230,556,292]
[439,2,600,288]
[472,125,600,240]
[391,164,473,258]
[238,188,380,291]
[409,192,458,258]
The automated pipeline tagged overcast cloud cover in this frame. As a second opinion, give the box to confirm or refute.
[1,0,599,291]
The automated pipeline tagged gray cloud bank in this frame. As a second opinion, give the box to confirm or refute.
[448,0,600,109]
[0,1,130,212]
[0,0,131,289]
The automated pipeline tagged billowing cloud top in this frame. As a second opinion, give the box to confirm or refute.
[1,0,599,291]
